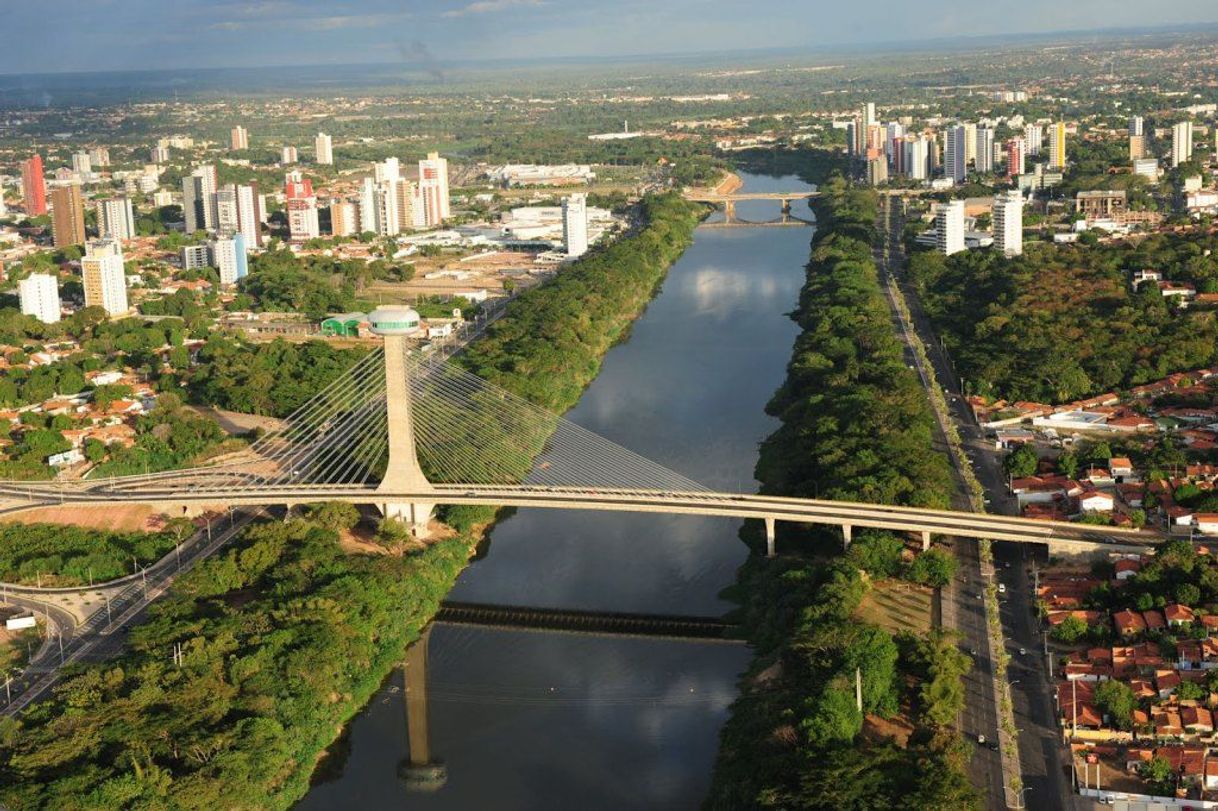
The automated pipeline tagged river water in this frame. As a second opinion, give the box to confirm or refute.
[299,172,814,810]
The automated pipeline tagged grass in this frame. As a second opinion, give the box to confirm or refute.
[855,578,934,636]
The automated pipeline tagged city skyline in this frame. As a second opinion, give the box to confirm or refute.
[2,0,1218,74]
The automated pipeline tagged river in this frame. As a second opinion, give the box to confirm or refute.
[298,172,815,810]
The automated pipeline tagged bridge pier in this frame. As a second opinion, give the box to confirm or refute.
[764,516,776,558]
[383,502,435,538]
[399,626,447,790]
[921,531,932,552]
[842,524,853,550]
[723,200,736,225]
[373,320,436,539]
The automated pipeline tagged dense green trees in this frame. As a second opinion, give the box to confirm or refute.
[0,523,178,586]
[0,516,471,808]
[908,235,1218,403]
[91,393,227,477]
[187,338,367,418]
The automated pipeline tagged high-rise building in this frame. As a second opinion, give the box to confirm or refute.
[234,183,261,250]
[845,119,861,158]
[866,154,888,186]
[1172,121,1194,167]
[993,190,1024,257]
[181,244,211,271]
[562,193,589,257]
[1129,134,1147,160]
[0,190,7,217]
[944,126,968,184]
[19,273,60,324]
[862,102,876,132]
[975,127,996,174]
[182,165,218,233]
[1129,116,1144,137]
[963,122,978,166]
[418,152,450,226]
[50,184,86,248]
[315,132,333,165]
[885,122,905,163]
[21,154,47,216]
[1024,124,1043,156]
[394,179,417,232]
[71,152,92,176]
[282,146,298,164]
[88,147,110,167]
[97,196,136,241]
[904,135,930,181]
[216,185,240,236]
[211,234,248,285]
[1006,137,1026,177]
[935,200,965,256]
[1047,122,1067,170]
[375,157,401,184]
[81,239,129,316]
[330,202,357,236]
[231,126,249,151]
[374,182,401,237]
[285,172,319,241]
[152,145,170,164]
[358,177,378,234]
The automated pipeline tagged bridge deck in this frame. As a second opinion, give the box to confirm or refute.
[435,601,741,642]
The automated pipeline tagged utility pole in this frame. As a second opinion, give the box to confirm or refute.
[855,667,863,712]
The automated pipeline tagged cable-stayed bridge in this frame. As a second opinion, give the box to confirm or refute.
[0,308,1166,555]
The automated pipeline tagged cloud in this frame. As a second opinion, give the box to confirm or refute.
[443,0,545,18]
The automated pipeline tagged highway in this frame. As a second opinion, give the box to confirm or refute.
[883,197,1074,811]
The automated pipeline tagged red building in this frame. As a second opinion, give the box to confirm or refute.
[21,154,46,216]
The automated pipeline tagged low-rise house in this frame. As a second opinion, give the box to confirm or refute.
[1156,669,1182,699]
[1110,457,1135,478]
[1166,604,1197,627]
[1145,610,1167,632]
[1079,489,1115,512]
[1115,609,1148,637]
[1197,514,1218,535]
[1115,558,1142,580]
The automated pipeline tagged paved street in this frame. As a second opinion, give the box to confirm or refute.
[882,197,1074,811]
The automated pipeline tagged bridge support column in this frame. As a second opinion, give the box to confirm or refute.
[723,200,735,224]
[842,524,853,550]
[399,626,447,790]
[921,531,932,552]
[764,517,776,558]
[383,502,436,538]
[375,328,436,540]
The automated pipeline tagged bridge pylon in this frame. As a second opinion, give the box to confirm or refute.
[370,308,435,538]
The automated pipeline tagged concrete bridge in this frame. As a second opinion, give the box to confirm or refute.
[683,190,818,226]
[0,309,1169,558]
[435,600,740,642]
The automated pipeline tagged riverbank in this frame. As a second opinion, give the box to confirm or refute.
[0,192,706,809]
[705,178,976,809]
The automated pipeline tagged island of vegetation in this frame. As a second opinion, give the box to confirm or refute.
[706,178,976,810]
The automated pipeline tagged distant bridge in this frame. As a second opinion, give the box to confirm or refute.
[435,601,741,642]
[684,190,818,226]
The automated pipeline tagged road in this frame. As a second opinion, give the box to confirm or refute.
[881,197,1074,811]
[874,197,1004,809]
[1,509,261,716]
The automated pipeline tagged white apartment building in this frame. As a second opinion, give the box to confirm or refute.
[1173,121,1195,167]
[993,190,1024,257]
[562,193,589,258]
[315,132,333,165]
[936,200,965,256]
[96,196,135,241]
[19,273,60,324]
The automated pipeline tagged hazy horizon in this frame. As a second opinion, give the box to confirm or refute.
[3,0,1217,76]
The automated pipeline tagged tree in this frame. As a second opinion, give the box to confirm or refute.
[1057,450,1080,478]
[82,438,107,463]
[846,530,905,578]
[1051,614,1088,643]
[1003,444,1039,479]
[1138,755,1175,794]
[905,548,958,588]
[305,502,360,533]
[1094,679,1136,729]
[1175,582,1201,607]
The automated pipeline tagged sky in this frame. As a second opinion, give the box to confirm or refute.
[3,0,1218,74]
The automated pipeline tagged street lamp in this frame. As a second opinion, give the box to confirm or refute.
[1011,787,1033,809]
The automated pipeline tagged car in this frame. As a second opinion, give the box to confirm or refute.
[969,648,978,656]
[1019,647,1027,656]
[976,734,986,744]
[998,583,1006,594]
